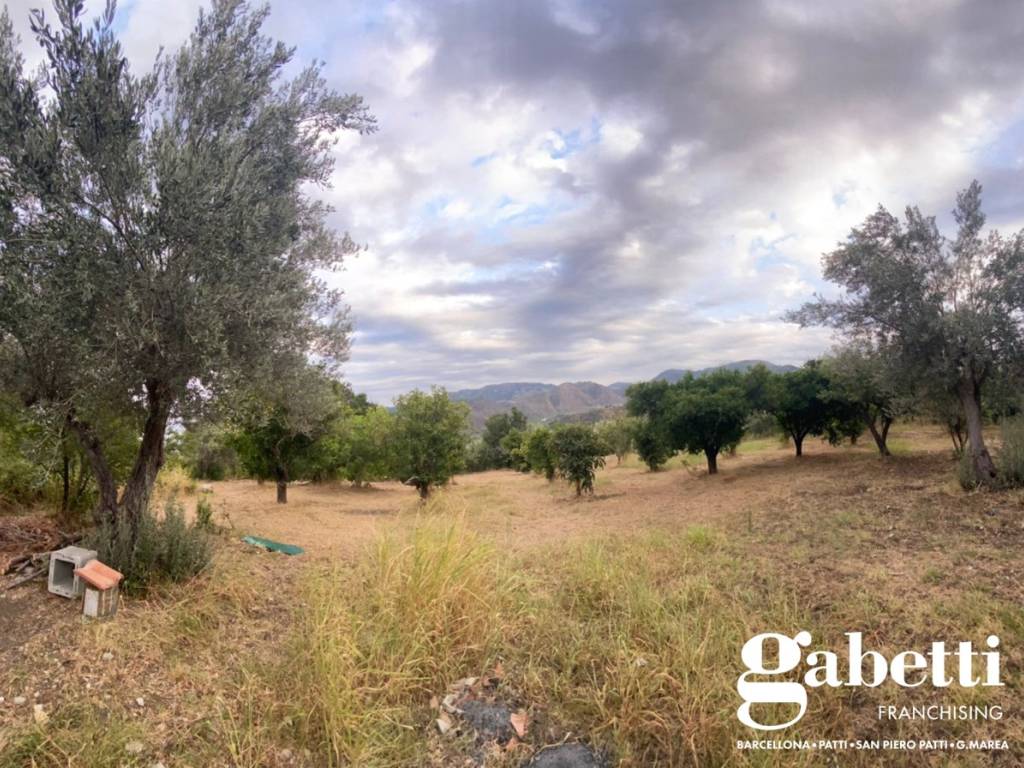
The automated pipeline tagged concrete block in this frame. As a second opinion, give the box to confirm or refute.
[48,546,97,598]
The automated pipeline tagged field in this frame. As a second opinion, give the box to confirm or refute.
[1,425,1022,767]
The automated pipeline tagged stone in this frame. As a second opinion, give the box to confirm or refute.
[102,652,114,661]
[459,700,514,742]
[526,744,608,768]
[136,697,145,707]
[13,696,26,706]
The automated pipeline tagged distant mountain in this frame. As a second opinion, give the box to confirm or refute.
[451,360,799,430]
[452,381,624,429]
[653,359,798,383]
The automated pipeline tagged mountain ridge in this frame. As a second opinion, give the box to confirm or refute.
[451,360,799,429]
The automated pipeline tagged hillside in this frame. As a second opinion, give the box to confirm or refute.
[451,359,798,428]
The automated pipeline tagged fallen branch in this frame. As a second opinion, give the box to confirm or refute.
[2,565,47,591]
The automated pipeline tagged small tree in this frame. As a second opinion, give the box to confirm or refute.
[391,388,470,498]
[523,427,557,481]
[500,429,530,472]
[790,182,1024,487]
[230,367,339,503]
[768,364,832,457]
[551,424,606,496]
[597,417,636,465]
[334,406,393,488]
[626,380,675,471]
[823,344,904,455]
[666,371,749,474]
[634,422,674,471]
[480,408,529,469]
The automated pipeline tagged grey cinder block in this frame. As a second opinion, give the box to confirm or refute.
[48,546,97,599]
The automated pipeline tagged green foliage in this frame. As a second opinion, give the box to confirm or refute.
[997,416,1024,489]
[626,380,677,471]
[666,370,749,474]
[822,343,903,455]
[767,363,832,457]
[958,449,981,491]
[0,0,373,523]
[633,422,674,471]
[523,427,557,481]
[331,406,394,487]
[195,495,215,531]
[229,365,342,501]
[171,424,240,481]
[390,388,470,497]
[0,394,136,516]
[628,371,748,474]
[743,411,779,439]
[499,428,530,472]
[551,424,607,496]
[479,408,529,469]
[791,181,1023,486]
[596,416,636,465]
[86,499,212,594]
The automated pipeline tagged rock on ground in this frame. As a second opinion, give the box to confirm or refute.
[526,743,608,768]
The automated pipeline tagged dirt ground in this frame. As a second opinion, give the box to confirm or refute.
[2,424,1022,766]
[189,425,1020,571]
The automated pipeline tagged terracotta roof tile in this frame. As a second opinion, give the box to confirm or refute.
[75,559,123,591]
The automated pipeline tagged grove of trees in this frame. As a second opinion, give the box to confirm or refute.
[0,0,374,537]
[790,181,1023,488]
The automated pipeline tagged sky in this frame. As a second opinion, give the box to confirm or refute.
[6,0,1024,403]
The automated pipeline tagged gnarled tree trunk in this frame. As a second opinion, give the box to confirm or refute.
[67,380,172,536]
[119,380,172,531]
[958,377,998,487]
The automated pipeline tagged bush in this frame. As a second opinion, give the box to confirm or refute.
[998,416,1024,488]
[195,494,215,530]
[86,499,212,594]
[744,410,779,438]
[958,449,980,491]
[155,465,197,497]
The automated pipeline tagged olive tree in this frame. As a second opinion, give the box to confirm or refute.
[790,182,1024,487]
[0,1,373,530]
[823,343,905,456]
[230,366,341,503]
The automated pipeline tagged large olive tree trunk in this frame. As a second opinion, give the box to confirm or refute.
[958,377,998,487]
[67,380,172,535]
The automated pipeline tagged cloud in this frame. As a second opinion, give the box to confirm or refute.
[7,0,1024,403]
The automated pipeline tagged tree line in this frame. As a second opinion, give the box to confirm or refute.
[1,0,1021,541]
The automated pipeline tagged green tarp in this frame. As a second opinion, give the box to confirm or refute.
[241,535,304,556]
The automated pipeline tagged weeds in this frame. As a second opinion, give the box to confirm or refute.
[997,415,1024,488]
[85,498,212,594]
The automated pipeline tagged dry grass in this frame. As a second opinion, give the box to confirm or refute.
[2,425,1023,766]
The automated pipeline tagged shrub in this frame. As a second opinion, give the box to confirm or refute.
[155,465,197,497]
[86,499,212,594]
[997,416,1024,488]
[744,410,779,438]
[195,494,215,530]
[958,449,980,491]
